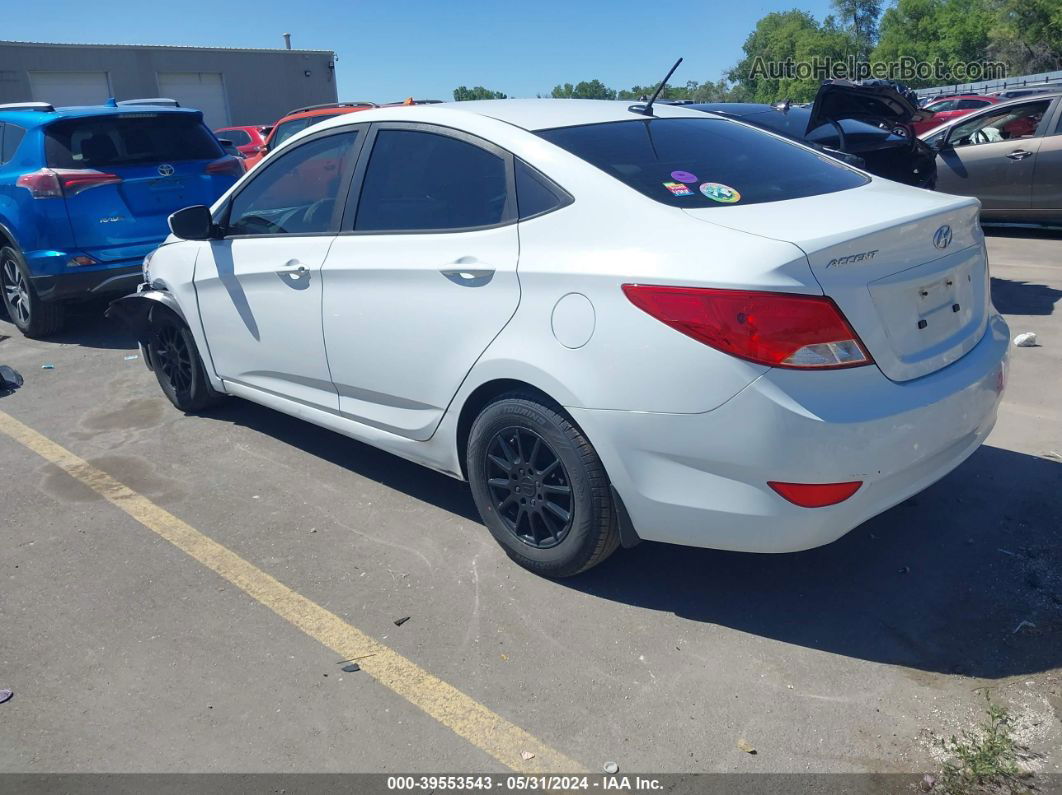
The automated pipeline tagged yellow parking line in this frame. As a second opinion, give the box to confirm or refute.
[0,409,584,774]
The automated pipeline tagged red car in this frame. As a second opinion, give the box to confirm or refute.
[911,94,1000,135]
[213,125,271,158]
[243,102,377,170]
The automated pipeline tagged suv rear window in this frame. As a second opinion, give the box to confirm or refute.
[537,117,868,208]
[45,113,221,169]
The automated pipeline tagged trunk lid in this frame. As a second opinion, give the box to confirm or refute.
[805,79,933,134]
[683,180,989,382]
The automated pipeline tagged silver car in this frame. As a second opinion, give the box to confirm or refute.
[922,94,1062,225]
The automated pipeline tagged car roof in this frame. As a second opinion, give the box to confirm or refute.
[0,103,200,127]
[307,98,711,135]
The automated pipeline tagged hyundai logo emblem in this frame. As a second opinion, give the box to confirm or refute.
[933,224,952,250]
[157,163,175,177]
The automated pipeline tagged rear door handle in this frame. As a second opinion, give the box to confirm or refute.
[440,267,495,286]
[1006,150,1034,160]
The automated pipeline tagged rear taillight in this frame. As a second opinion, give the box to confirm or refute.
[16,168,122,199]
[205,156,244,178]
[622,284,872,369]
[769,481,862,507]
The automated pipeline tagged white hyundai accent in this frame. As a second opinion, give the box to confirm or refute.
[109,99,1009,577]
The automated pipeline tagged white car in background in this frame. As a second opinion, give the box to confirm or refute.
[109,99,1009,578]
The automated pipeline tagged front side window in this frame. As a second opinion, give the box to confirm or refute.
[926,99,960,112]
[538,117,868,209]
[44,113,221,168]
[949,101,1049,147]
[354,129,510,232]
[271,116,329,148]
[227,132,357,236]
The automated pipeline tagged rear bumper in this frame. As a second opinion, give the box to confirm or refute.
[570,313,1010,553]
[30,263,144,302]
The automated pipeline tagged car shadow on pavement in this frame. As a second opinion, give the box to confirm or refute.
[0,300,137,351]
[991,277,1062,315]
[204,398,483,523]
[566,444,1062,679]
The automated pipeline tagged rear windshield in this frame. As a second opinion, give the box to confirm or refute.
[45,113,221,168]
[537,117,868,208]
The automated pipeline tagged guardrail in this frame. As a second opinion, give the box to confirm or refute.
[916,69,1062,98]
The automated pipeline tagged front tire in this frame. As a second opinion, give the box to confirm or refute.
[1,246,64,338]
[467,393,619,577]
[147,310,223,413]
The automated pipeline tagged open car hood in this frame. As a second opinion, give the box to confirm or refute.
[805,79,932,134]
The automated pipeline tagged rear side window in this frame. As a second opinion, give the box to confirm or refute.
[1,123,25,163]
[272,117,328,147]
[355,129,511,232]
[45,113,221,168]
[515,159,571,219]
[538,118,868,209]
[221,129,252,146]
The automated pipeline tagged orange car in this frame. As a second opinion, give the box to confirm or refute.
[244,102,377,169]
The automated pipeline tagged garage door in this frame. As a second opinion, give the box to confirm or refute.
[157,72,229,128]
[29,71,111,107]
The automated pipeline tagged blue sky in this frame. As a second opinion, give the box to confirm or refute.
[8,0,836,101]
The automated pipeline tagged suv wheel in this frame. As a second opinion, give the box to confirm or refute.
[467,393,620,577]
[147,309,223,413]
[1,246,64,337]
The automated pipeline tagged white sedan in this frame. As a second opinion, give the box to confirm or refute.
[109,99,1009,577]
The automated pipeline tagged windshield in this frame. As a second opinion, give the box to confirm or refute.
[537,117,868,208]
[45,113,221,168]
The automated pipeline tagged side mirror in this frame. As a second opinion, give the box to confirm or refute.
[929,134,950,151]
[168,205,214,240]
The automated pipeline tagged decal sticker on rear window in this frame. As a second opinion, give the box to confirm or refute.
[670,170,698,183]
[663,181,694,196]
[699,182,741,203]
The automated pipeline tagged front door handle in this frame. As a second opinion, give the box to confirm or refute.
[440,267,495,286]
[1006,150,1034,160]
[278,258,309,276]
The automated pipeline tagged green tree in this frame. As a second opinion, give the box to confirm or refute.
[616,79,733,102]
[872,0,995,86]
[550,79,617,99]
[452,86,507,101]
[831,0,883,58]
[989,0,1062,73]
[728,10,855,102]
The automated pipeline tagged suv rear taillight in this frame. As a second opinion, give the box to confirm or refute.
[205,156,244,178]
[16,168,122,199]
[622,284,872,369]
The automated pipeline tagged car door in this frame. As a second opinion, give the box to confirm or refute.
[933,99,1051,213]
[194,129,362,409]
[321,123,520,440]
[1031,98,1062,216]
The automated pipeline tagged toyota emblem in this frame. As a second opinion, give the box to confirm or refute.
[157,163,175,177]
[933,224,952,250]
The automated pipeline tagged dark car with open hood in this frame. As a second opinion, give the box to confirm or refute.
[688,79,938,189]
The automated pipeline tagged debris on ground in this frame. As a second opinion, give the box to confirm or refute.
[123,354,139,361]
[0,689,12,704]
[393,616,410,626]
[1013,332,1038,347]
[341,663,360,673]
[0,365,23,392]
[336,654,375,665]
[736,738,757,754]
[603,762,619,774]
[40,363,54,370]
[919,773,935,791]
[521,751,535,761]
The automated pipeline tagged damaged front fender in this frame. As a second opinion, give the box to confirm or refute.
[106,288,189,373]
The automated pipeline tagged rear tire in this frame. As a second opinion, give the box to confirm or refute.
[147,309,223,413]
[467,393,619,577]
[1,246,65,338]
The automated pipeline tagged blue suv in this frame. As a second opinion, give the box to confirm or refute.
[0,100,241,336]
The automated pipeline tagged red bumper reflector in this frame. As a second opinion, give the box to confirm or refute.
[768,480,863,508]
